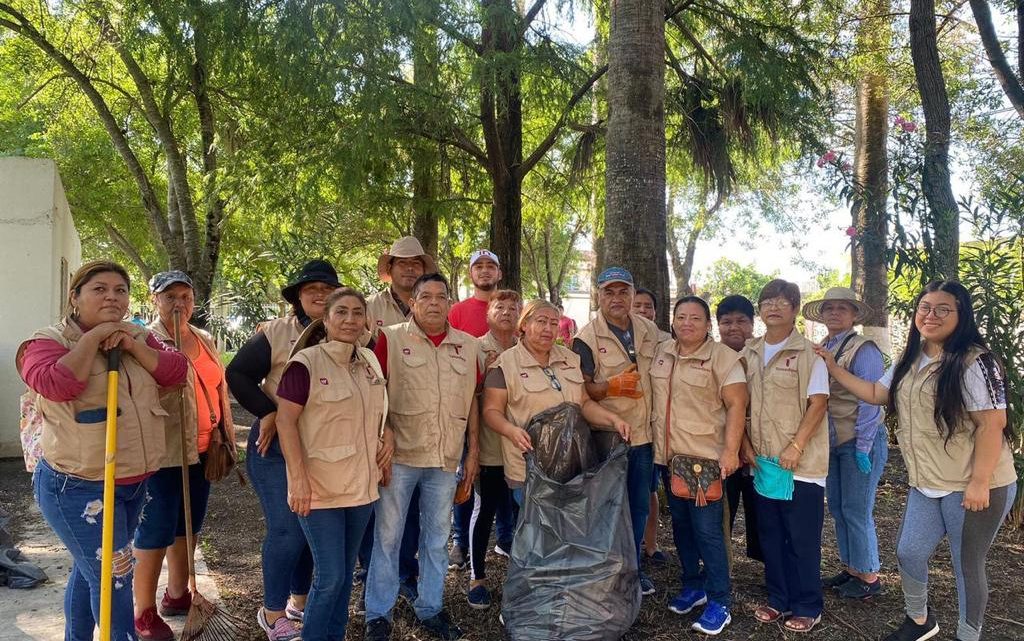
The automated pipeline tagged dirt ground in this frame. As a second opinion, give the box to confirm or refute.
[3,428,1022,641]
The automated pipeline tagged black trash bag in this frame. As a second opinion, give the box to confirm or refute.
[525,402,599,483]
[502,402,641,641]
[0,546,48,589]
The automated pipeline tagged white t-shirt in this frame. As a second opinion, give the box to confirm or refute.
[762,338,830,486]
[880,353,1006,497]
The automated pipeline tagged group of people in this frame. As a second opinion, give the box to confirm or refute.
[15,235,1017,641]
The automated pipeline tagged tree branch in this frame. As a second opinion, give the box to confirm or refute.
[969,0,1024,119]
[105,222,153,281]
[670,16,726,77]
[520,63,608,177]
[520,0,548,36]
[665,0,696,21]
[16,73,70,108]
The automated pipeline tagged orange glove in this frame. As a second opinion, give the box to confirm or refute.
[606,364,643,399]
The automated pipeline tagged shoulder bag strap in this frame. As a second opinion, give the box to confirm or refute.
[664,356,675,462]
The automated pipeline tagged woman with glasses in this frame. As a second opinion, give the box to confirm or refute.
[482,299,630,506]
[815,281,1016,641]
[743,279,830,634]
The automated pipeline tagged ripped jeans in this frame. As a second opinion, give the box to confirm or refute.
[34,458,147,641]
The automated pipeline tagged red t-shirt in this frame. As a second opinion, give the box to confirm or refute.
[447,297,490,338]
[373,332,482,383]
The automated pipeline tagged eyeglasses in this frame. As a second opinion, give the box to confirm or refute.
[916,303,956,319]
[759,299,792,310]
[540,367,562,392]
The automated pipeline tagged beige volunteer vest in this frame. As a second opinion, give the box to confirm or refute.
[259,315,305,400]
[823,332,882,447]
[743,329,829,478]
[478,331,515,467]
[382,321,478,472]
[493,343,586,483]
[650,338,745,465]
[575,312,658,445]
[366,289,411,339]
[289,341,387,508]
[149,320,234,467]
[26,320,168,480]
[894,347,1017,491]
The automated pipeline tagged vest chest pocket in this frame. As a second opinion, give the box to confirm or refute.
[596,339,628,371]
[519,369,552,394]
[318,382,354,403]
[392,353,430,415]
[308,443,357,462]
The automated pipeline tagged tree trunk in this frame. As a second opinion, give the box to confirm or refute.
[909,0,960,279]
[412,23,441,256]
[969,0,1024,119]
[851,0,891,339]
[604,0,668,325]
[481,0,524,290]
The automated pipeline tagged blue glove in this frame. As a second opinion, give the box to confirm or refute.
[855,451,872,474]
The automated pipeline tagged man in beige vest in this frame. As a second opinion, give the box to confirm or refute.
[743,279,829,634]
[573,267,660,596]
[366,236,438,338]
[364,273,480,641]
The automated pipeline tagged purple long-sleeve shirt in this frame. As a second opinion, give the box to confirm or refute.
[825,329,884,453]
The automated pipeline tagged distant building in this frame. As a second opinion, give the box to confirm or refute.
[0,158,81,458]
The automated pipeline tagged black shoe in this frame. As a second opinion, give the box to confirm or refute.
[448,546,468,570]
[365,617,392,641]
[883,610,939,641]
[822,569,854,589]
[836,576,882,599]
[420,610,466,641]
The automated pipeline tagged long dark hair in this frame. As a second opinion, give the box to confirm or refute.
[888,280,1010,442]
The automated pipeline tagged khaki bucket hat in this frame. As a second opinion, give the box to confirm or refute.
[801,286,873,323]
[377,236,438,282]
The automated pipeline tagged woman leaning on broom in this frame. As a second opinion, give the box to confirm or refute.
[15,260,188,641]
[274,287,392,641]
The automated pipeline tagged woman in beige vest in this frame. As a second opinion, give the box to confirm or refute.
[482,299,630,506]
[274,288,387,641]
[650,296,747,635]
[816,280,1016,641]
[225,259,341,640]
[133,271,234,640]
[17,260,187,641]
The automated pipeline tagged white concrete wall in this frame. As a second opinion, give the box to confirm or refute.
[0,158,81,458]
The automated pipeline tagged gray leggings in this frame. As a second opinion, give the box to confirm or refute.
[895,483,1017,641]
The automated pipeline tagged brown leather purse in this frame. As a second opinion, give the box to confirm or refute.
[664,357,723,507]
[194,372,238,483]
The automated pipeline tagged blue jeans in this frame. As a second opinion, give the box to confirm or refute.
[33,458,147,641]
[827,427,888,573]
[134,460,211,549]
[757,480,825,618]
[365,464,457,622]
[626,444,654,568]
[357,491,420,584]
[298,503,375,641]
[659,465,731,606]
[247,421,314,610]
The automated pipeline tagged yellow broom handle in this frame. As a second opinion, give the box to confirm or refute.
[99,348,121,641]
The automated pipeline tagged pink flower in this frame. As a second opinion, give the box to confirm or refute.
[841,161,852,171]
[901,121,917,133]
[817,150,837,168]
[894,115,905,126]
[845,226,858,238]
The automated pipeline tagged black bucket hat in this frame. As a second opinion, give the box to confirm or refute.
[281,260,342,306]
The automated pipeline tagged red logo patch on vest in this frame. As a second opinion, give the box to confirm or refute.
[598,347,607,354]
[319,377,329,385]
[520,372,529,378]
[402,348,411,355]
[376,319,384,326]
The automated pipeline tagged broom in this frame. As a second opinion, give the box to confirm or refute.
[98,347,120,641]
[172,310,248,641]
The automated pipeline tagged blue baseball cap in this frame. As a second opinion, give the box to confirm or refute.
[149,270,193,293]
[596,267,634,288]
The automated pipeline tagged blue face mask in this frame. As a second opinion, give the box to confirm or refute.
[752,455,795,501]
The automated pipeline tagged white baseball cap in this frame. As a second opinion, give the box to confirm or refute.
[469,249,500,268]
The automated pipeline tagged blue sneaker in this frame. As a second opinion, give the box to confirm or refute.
[467,585,491,609]
[640,575,656,596]
[692,601,731,635]
[668,588,707,615]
